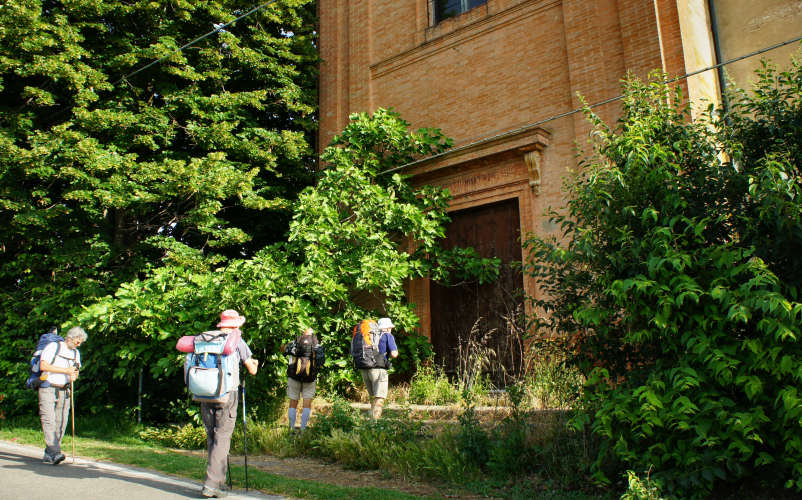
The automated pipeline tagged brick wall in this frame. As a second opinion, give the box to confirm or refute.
[318,0,686,338]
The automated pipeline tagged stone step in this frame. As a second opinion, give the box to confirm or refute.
[314,401,568,422]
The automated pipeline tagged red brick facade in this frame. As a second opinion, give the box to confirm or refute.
[318,0,690,341]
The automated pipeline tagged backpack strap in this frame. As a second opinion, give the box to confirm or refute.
[47,342,62,365]
[215,352,224,396]
[55,346,78,365]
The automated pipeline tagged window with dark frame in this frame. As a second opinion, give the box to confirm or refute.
[433,0,487,24]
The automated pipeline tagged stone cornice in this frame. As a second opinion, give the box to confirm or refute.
[402,125,550,177]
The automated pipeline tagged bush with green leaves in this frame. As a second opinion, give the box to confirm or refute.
[138,423,206,449]
[525,59,802,496]
[0,0,317,417]
[620,471,668,500]
[17,108,498,421]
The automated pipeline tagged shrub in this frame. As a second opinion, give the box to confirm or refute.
[525,59,802,496]
[139,424,206,449]
[454,404,491,467]
[408,364,460,405]
[621,471,669,500]
[306,396,360,441]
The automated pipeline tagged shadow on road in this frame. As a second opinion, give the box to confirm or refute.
[0,450,201,498]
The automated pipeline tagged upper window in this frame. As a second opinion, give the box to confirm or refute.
[433,0,488,24]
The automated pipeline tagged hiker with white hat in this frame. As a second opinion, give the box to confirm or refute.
[361,317,399,419]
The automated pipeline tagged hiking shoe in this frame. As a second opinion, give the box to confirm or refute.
[42,452,54,464]
[201,485,228,498]
[52,452,66,465]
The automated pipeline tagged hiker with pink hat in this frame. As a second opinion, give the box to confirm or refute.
[217,309,247,328]
[198,309,257,498]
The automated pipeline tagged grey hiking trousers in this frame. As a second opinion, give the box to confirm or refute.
[38,386,70,457]
[201,391,238,489]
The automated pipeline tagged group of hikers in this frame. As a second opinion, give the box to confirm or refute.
[28,309,399,498]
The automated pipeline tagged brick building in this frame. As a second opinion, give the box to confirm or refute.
[318,0,802,376]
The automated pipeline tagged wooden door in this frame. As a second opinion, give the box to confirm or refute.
[429,198,524,384]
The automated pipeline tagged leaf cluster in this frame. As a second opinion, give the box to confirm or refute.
[524,57,802,496]
[6,109,498,418]
[0,0,317,415]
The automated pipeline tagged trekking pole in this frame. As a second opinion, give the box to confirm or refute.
[242,379,249,492]
[70,379,75,464]
[227,456,232,489]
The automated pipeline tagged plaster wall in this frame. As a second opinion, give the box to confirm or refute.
[712,0,802,90]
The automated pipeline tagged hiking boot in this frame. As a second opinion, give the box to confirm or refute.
[52,452,66,465]
[42,452,54,464]
[201,485,228,498]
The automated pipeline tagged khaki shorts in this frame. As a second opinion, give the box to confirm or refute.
[360,368,388,399]
[287,378,316,400]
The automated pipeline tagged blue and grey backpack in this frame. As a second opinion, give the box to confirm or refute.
[184,330,239,404]
[25,327,64,389]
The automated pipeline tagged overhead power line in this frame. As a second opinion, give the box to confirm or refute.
[382,34,802,176]
[113,0,281,85]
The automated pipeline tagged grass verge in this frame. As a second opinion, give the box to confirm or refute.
[0,416,440,500]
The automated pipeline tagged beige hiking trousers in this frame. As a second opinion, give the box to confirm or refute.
[38,386,70,457]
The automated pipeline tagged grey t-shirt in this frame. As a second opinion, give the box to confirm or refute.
[230,338,253,389]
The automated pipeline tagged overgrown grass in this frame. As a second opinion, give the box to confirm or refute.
[235,397,609,500]
[0,364,596,499]
[405,364,481,405]
[386,358,583,409]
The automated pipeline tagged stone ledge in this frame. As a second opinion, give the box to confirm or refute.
[314,401,569,420]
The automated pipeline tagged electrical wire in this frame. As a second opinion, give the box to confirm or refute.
[381,33,802,176]
[14,1,802,151]
[113,0,281,85]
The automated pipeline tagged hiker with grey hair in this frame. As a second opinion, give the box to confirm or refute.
[38,326,87,465]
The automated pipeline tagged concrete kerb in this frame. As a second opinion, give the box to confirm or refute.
[0,439,285,500]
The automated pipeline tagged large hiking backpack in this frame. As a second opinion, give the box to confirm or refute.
[285,333,325,383]
[182,330,240,404]
[350,320,389,370]
[25,328,64,389]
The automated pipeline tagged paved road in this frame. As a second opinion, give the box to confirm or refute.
[0,440,285,500]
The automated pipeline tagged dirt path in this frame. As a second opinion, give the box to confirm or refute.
[238,454,476,498]
[182,450,488,499]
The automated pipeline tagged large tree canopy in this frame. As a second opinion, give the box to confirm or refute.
[71,109,498,418]
[1,99,499,419]
[0,0,317,414]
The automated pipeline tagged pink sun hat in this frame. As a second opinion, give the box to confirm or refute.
[217,309,246,328]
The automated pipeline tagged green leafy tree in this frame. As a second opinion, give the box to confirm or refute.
[525,59,802,496]
[287,109,500,388]
[0,0,317,415]
[68,109,497,418]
